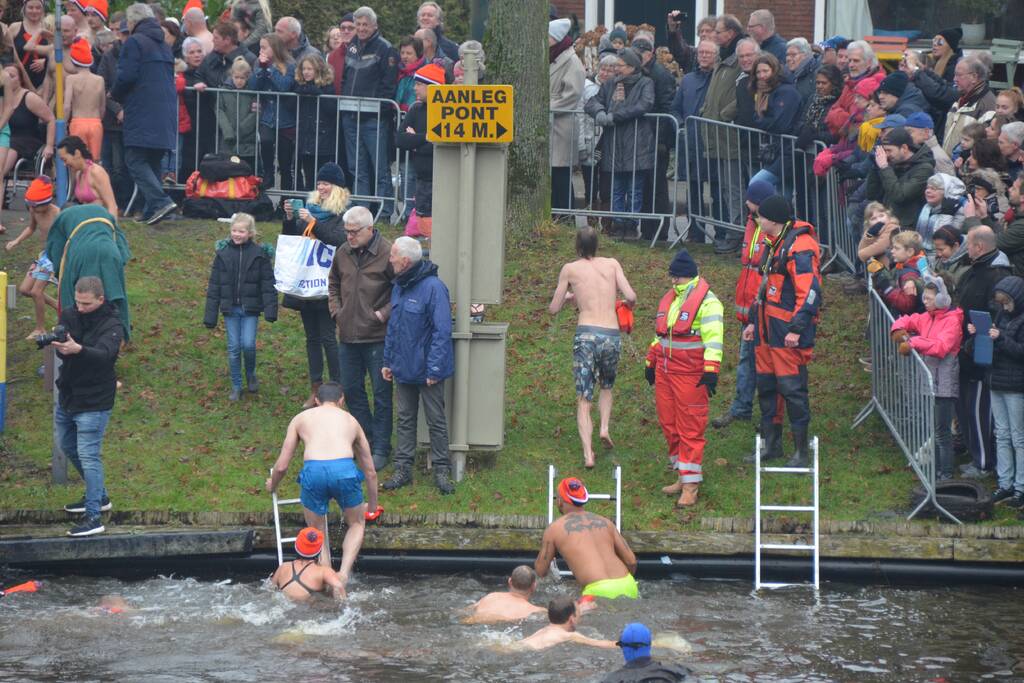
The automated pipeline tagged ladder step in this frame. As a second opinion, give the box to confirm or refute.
[761,505,815,512]
[758,582,806,589]
[761,467,813,473]
[280,536,297,543]
[277,498,303,505]
[587,494,616,500]
[759,543,816,550]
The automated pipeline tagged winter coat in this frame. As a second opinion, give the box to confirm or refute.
[672,66,712,173]
[198,45,255,89]
[826,66,886,137]
[957,248,1012,378]
[864,143,936,227]
[294,81,338,156]
[341,31,398,101]
[577,78,602,166]
[891,306,963,397]
[787,53,821,121]
[112,17,176,150]
[936,240,971,291]
[666,26,697,74]
[327,229,394,344]
[175,72,191,134]
[752,82,802,134]
[396,101,433,181]
[216,84,258,157]
[432,25,459,63]
[988,276,1024,393]
[550,47,586,167]
[911,62,959,137]
[796,93,838,149]
[280,210,344,312]
[56,301,124,414]
[98,43,123,131]
[924,136,955,175]
[701,48,742,159]
[996,212,1024,277]
[289,33,321,63]
[887,83,929,117]
[942,85,997,156]
[328,44,347,95]
[760,34,788,63]
[585,72,655,172]
[248,62,296,129]
[644,59,678,148]
[203,239,278,325]
[383,259,454,384]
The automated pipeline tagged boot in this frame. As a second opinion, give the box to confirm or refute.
[661,481,682,496]
[745,423,783,463]
[382,465,413,490]
[302,381,322,409]
[786,427,811,468]
[676,483,699,507]
[433,465,455,495]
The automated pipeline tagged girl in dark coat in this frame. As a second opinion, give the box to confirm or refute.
[204,212,277,401]
[293,54,338,192]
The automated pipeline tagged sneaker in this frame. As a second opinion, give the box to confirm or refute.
[382,465,413,491]
[145,201,178,225]
[64,496,112,514]
[992,487,1016,504]
[433,467,456,495]
[1006,492,1024,509]
[960,464,989,480]
[228,387,241,402]
[68,515,105,537]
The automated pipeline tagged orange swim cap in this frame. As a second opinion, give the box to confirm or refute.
[69,38,94,68]
[294,527,323,558]
[24,176,54,206]
[558,477,589,506]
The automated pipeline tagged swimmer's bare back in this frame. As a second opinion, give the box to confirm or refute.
[560,258,635,329]
[293,404,363,460]
[543,511,634,588]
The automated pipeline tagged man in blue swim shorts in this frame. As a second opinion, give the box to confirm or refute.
[266,382,380,594]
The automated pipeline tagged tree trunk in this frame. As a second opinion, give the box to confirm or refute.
[484,0,550,238]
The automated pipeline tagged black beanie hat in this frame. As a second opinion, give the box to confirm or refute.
[758,195,793,224]
[937,27,963,52]
[668,249,698,278]
[316,162,346,187]
[879,71,909,98]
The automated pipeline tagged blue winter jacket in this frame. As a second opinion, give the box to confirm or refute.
[111,17,176,150]
[249,62,297,129]
[384,260,454,384]
[672,67,712,175]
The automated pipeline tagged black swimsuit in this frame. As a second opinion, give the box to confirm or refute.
[279,560,316,595]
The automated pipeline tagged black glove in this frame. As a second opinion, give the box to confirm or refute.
[697,371,718,397]
[872,270,891,291]
[645,366,656,386]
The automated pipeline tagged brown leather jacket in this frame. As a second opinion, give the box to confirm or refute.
[327,230,394,343]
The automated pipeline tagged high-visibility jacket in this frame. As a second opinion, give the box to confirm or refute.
[734,212,768,324]
[646,276,724,375]
[751,220,822,349]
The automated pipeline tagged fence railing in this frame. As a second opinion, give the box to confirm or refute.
[853,279,960,524]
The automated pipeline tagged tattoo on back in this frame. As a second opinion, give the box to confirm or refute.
[563,512,609,534]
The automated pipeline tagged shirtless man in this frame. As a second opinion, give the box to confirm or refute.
[265,382,380,594]
[535,477,639,601]
[516,596,616,651]
[65,0,96,46]
[466,565,546,623]
[6,176,60,337]
[549,226,636,468]
[64,39,106,160]
[270,527,347,601]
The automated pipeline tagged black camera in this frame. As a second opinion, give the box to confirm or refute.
[35,324,68,349]
[867,220,886,237]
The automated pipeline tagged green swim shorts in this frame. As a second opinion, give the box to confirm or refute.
[581,573,638,600]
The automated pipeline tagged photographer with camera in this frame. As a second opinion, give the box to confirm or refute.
[51,276,124,537]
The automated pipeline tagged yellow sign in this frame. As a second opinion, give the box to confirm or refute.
[426,85,514,144]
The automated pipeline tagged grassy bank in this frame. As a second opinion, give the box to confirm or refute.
[0,217,1015,528]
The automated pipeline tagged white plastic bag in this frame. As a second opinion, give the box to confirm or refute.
[273,234,335,299]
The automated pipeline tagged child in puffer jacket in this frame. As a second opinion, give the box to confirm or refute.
[871,230,931,314]
[967,276,1024,507]
[891,274,962,480]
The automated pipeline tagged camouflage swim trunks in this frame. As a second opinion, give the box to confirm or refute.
[572,325,621,401]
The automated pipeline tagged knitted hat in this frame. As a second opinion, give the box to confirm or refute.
[315,162,345,187]
[746,178,776,206]
[878,71,909,98]
[617,623,652,663]
[549,18,571,42]
[904,111,935,130]
[619,47,642,70]
[668,249,698,278]
[24,176,54,206]
[757,195,793,224]
[340,12,354,25]
[937,27,963,52]
[818,35,847,51]
[557,477,589,506]
[69,38,93,67]
[294,527,323,558]
[853,78,879,100]
[414,63,446,85]
[608,27,627,44]
[69,0,88,13]
[86,0,108,22]
[631,37,653,53]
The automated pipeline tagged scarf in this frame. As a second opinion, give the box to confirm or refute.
[804,93,837,132]
[957,80,988,107]
[306,202,335,222]
[549,35,572,64]
[754,80,773,116]
[398,56,425,80]
[933,51,953,83]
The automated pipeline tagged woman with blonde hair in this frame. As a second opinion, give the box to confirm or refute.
[281,162,350,407]
[293,53,337,191]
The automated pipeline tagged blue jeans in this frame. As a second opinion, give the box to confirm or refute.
[611,171,646,215]
[224,305,258,390]
[728,333,756,419]
[339,341,393,458]
[990,390,1024,492]
[55,405,111,518]
[124,146,173,217]
[342,113,394,216]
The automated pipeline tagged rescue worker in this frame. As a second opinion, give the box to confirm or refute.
[645,249,724,507]
[742,195,822,467]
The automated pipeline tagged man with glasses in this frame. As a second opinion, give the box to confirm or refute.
[745,9,786,62]
[327,206,395,471]
[942,57,997,156]
[327,13,356,95]
[998,121,1024,183]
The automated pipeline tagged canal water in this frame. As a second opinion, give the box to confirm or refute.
[0,571,1021,682]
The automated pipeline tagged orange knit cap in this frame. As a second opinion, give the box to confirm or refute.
[69,38,93,67]
[24,176,54,206]
[414,63,446,86]
[558,477,589,506]
[294,527,323,558]
[182,0,204,18]
[86,0,109,22]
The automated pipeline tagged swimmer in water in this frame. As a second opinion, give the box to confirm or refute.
[271,527,346,601]
[266,381,379,593]
[96,595,134,614]
[465,565,546,624]
[534,476,639,601]
[600,622,693,682]
[516,596,616,651]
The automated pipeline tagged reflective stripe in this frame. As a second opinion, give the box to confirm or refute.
[704,341,724,350]
[736,305,750,315]
[677,462,702,472]
[700,314,723,324]
[659,339,705,350]
[679,473,703,483]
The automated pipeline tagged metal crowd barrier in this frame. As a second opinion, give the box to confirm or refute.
[852,280,960,524]
[178,87,403,220]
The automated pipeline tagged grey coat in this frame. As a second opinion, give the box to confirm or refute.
[550,48,586,167]
[585,73,655,172]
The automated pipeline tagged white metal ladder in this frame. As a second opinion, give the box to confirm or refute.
[754,435,820,590]
[546,464,621,577]
[270,468,329,566]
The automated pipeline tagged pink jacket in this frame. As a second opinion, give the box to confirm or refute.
[825,67,886,137]
[891,306,963,397]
